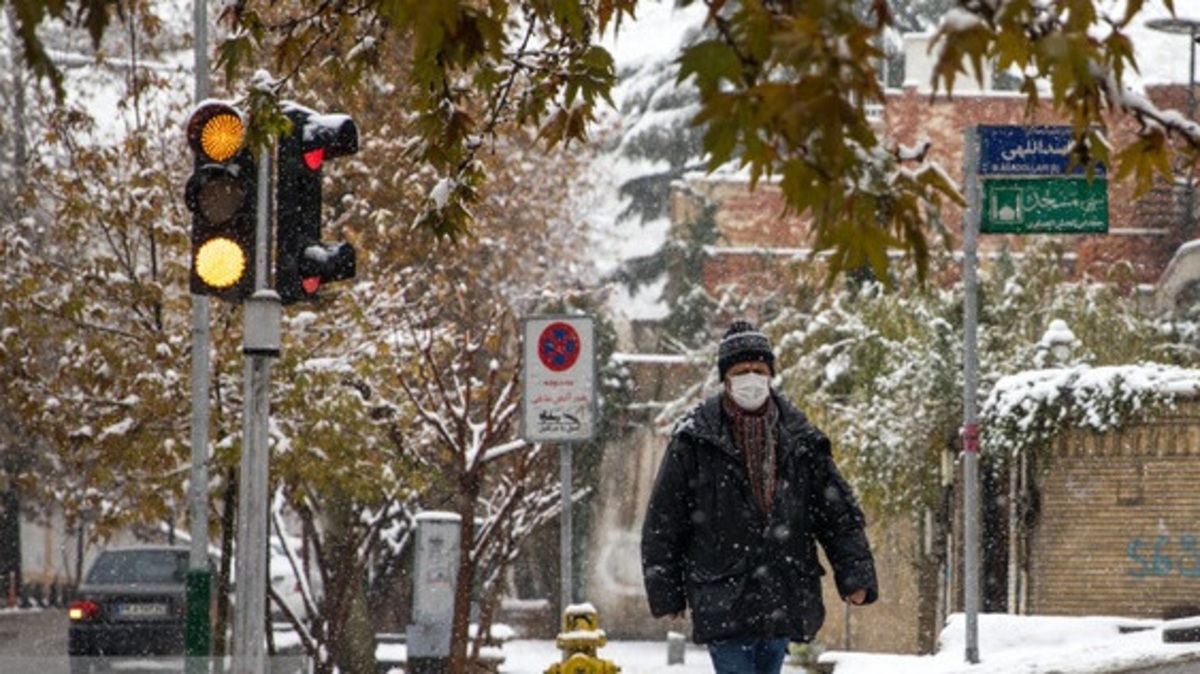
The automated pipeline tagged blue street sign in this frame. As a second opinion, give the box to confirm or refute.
[978,125,1106,177]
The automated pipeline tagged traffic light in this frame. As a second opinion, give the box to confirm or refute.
[275,103,359,304]
[185,102,257,301]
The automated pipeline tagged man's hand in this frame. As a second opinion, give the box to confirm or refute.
[845,589,868,605]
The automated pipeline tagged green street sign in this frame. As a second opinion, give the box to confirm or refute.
[981,177,1108,234]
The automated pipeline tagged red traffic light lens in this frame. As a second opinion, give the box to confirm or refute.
[303,148,324,171]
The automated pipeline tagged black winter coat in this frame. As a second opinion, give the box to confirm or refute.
[641,391,878,644]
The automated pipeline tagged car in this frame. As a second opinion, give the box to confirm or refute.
[67,545,193,673]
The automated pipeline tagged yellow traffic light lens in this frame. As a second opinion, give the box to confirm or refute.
[193,171,247,225]
[200,114,244,162]
[195,237,248,289]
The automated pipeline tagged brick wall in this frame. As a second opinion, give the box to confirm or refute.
[1029,399,1200,619]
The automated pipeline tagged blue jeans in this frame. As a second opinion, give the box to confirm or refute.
[707,636,789,674]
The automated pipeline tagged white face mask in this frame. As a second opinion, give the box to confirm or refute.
[728,372,771,411]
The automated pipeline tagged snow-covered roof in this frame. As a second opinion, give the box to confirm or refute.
[983,362,1200,441]
[989,363,1200,405]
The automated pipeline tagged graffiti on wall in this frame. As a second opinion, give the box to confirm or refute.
[1127,536,1200,578]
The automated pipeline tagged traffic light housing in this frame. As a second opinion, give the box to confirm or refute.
[275,103,359,304]
[185,102,257,301]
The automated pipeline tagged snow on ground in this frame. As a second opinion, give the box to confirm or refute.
[370,613,1200,673]
[498,639,715,673]
[13,607,1200,672]
[822,613,1200,674]
[373,636,715,673]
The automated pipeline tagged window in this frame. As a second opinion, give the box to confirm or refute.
[86,549,189,585]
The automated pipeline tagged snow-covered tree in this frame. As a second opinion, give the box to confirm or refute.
[976,243,1200,461]
[385,298,547,673]
[771,262,963,516]
[0,2,195,541]
[766,240,1197,515]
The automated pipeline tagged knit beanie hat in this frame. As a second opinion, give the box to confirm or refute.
[717,320,775,380]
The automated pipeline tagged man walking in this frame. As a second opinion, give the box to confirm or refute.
[641,320,878,673]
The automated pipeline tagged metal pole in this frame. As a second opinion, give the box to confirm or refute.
[232,150,275,674]
[187,0,213,669]
[1189,27,1196,240]
[1189,26,1196,121]
[962,126,982,664]
[252,140,271,289]
[1006,452,1019,614]
[233,355,270,674]
[560,444,572,618]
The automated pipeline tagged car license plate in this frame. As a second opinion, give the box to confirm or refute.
[116,602,168,617]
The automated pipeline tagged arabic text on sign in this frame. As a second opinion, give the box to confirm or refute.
[978,125,1106,177]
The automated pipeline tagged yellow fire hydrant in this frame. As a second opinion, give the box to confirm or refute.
[543,604,621,674]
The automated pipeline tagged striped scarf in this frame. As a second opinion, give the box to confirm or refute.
[722,393,779,516]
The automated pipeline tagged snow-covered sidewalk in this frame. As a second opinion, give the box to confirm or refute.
[378,613,1200,673]
[821,613,1200,674]
[496,638,715,673]
[41,609,1195,673]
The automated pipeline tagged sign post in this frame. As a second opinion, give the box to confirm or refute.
[962,125,1108,664]
[521,315,597,616]
[962,128,982,665]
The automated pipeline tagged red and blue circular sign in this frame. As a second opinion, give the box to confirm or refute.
[537,322,582,372]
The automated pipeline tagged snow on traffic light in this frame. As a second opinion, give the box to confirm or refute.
[275,102,359,304]
[185,101,257,302]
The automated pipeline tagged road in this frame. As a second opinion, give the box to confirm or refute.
[0,609,307,673]
[0,608,194,673]
[1115,657,1200,674]
[3,608,1198,674]
[0,608,72,673]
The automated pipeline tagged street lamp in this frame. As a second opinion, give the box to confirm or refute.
[1147,16,1200,240]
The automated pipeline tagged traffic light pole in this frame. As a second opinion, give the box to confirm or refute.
[233,347,271,674]
[187,0,212,671]
[233,149,281,674]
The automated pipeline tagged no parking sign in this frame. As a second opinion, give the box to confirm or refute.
[522,315,596,442]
